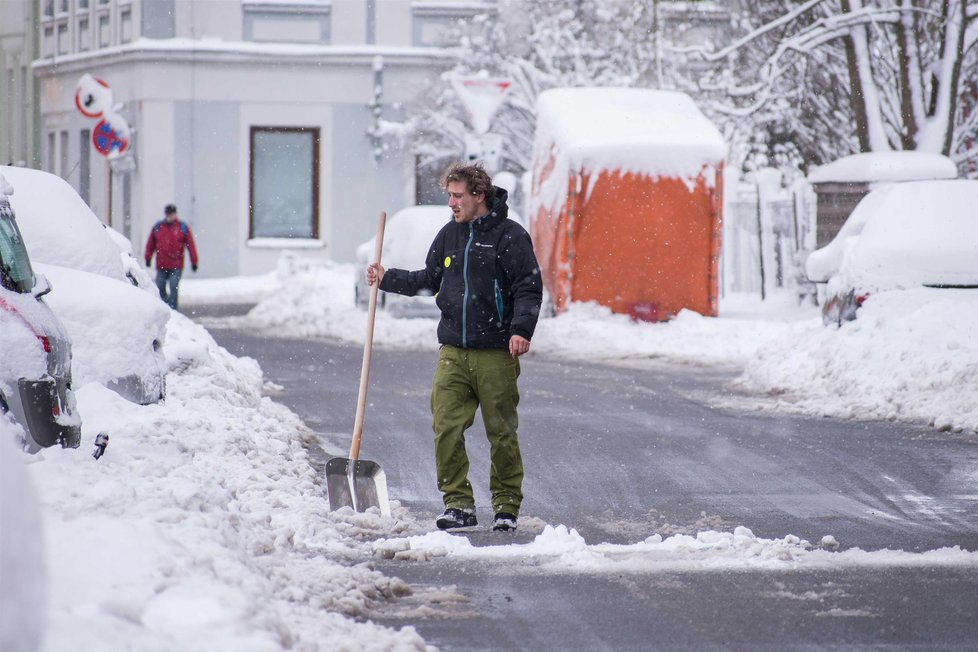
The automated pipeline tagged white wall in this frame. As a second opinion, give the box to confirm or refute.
[136,100,176,249]
[331,0,367,45]
[376,0,412,46]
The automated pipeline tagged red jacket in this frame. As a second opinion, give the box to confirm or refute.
[144,219,199,271]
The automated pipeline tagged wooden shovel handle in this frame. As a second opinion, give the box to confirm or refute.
[350,211,386,459]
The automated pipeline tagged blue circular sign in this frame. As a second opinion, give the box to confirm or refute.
[92,119,129,157]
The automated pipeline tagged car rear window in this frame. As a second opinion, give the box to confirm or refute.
[0,198,36,293]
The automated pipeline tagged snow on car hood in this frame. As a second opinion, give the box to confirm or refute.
[35,263,169,387]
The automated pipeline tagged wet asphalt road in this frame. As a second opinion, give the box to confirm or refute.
[187,304,978,650]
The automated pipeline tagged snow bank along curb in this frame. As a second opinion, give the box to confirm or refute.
[22,311,432,652]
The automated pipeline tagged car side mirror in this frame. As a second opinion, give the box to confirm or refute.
[33,273,52,298]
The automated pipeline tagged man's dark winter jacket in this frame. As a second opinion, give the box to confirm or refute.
[144,219,199,271]
[380,187,542,349]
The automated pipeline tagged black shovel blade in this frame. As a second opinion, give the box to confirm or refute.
[324,457,390,517]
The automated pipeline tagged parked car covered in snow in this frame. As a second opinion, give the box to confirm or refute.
[0,165,152,289]
[354,205,451,319]
[806,180,978,325]
[354,203,524,318]
[102,221,155,289]
[36,263,169,405]
[1,165,168,404]
[0,186,81,452]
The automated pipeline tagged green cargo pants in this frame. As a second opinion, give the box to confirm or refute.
[431,344,524,516]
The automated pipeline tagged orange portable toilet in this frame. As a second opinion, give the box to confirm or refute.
[529,88,726,321]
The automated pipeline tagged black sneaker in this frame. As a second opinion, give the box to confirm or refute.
[436,507,477,530]
[492,512,517,532]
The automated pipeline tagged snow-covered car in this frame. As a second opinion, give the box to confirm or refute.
[0,188,81,453]
[806,179,978,326]
[36,263,169,405]
[1,165,169,404]
[354,205,451,318]
[354,203,524,318]
[0,165,151,289]
[102,221,155,289]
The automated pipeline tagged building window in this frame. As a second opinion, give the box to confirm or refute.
[57,0,69,14]
[411,2,495,47]
[59,131,69,178]
[57,22,70,54]
[142,0,175,38]
[412,16,454,46]
[80,129,91,204]
[4,68,14,164]
[17,66,28,165]
[249,127,320,239]
[42,26,55,56]
[243,5,330,44]
[43,0,54,17]
[120,8,132,43]
[98,13,111,47]
[79,18,91,51]
[47,132,56,173]
[78,0,90,8]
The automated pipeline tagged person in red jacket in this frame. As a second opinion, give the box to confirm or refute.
[144,204,198,310]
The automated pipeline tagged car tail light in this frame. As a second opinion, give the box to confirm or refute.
[855,294,868,307]
[1,297,53,353]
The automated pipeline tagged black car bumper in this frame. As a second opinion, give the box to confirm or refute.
[16,378,81,449]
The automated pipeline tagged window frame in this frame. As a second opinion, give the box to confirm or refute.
[243,6,331,44]
[248,126,321,240]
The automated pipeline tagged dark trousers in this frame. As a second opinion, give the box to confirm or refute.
[155,268,183,310]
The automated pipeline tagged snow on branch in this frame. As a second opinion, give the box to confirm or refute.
[667,1,903,62]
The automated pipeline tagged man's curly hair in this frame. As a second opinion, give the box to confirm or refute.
[440,162,495,203]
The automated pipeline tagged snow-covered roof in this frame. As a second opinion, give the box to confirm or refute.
[808,151,958,184]
[535,87,726,179]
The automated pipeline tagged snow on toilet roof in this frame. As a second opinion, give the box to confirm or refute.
[808,151,958,184]
[535,87,726,180]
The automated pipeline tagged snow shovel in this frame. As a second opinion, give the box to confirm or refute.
[324,211,391,517]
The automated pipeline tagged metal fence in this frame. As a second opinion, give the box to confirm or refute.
[720,179,818,302]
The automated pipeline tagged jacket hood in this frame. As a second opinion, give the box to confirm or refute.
[474,186,509,232]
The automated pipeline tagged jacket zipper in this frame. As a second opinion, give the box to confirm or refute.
[494,279,503,322]
[461,224,474,347]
